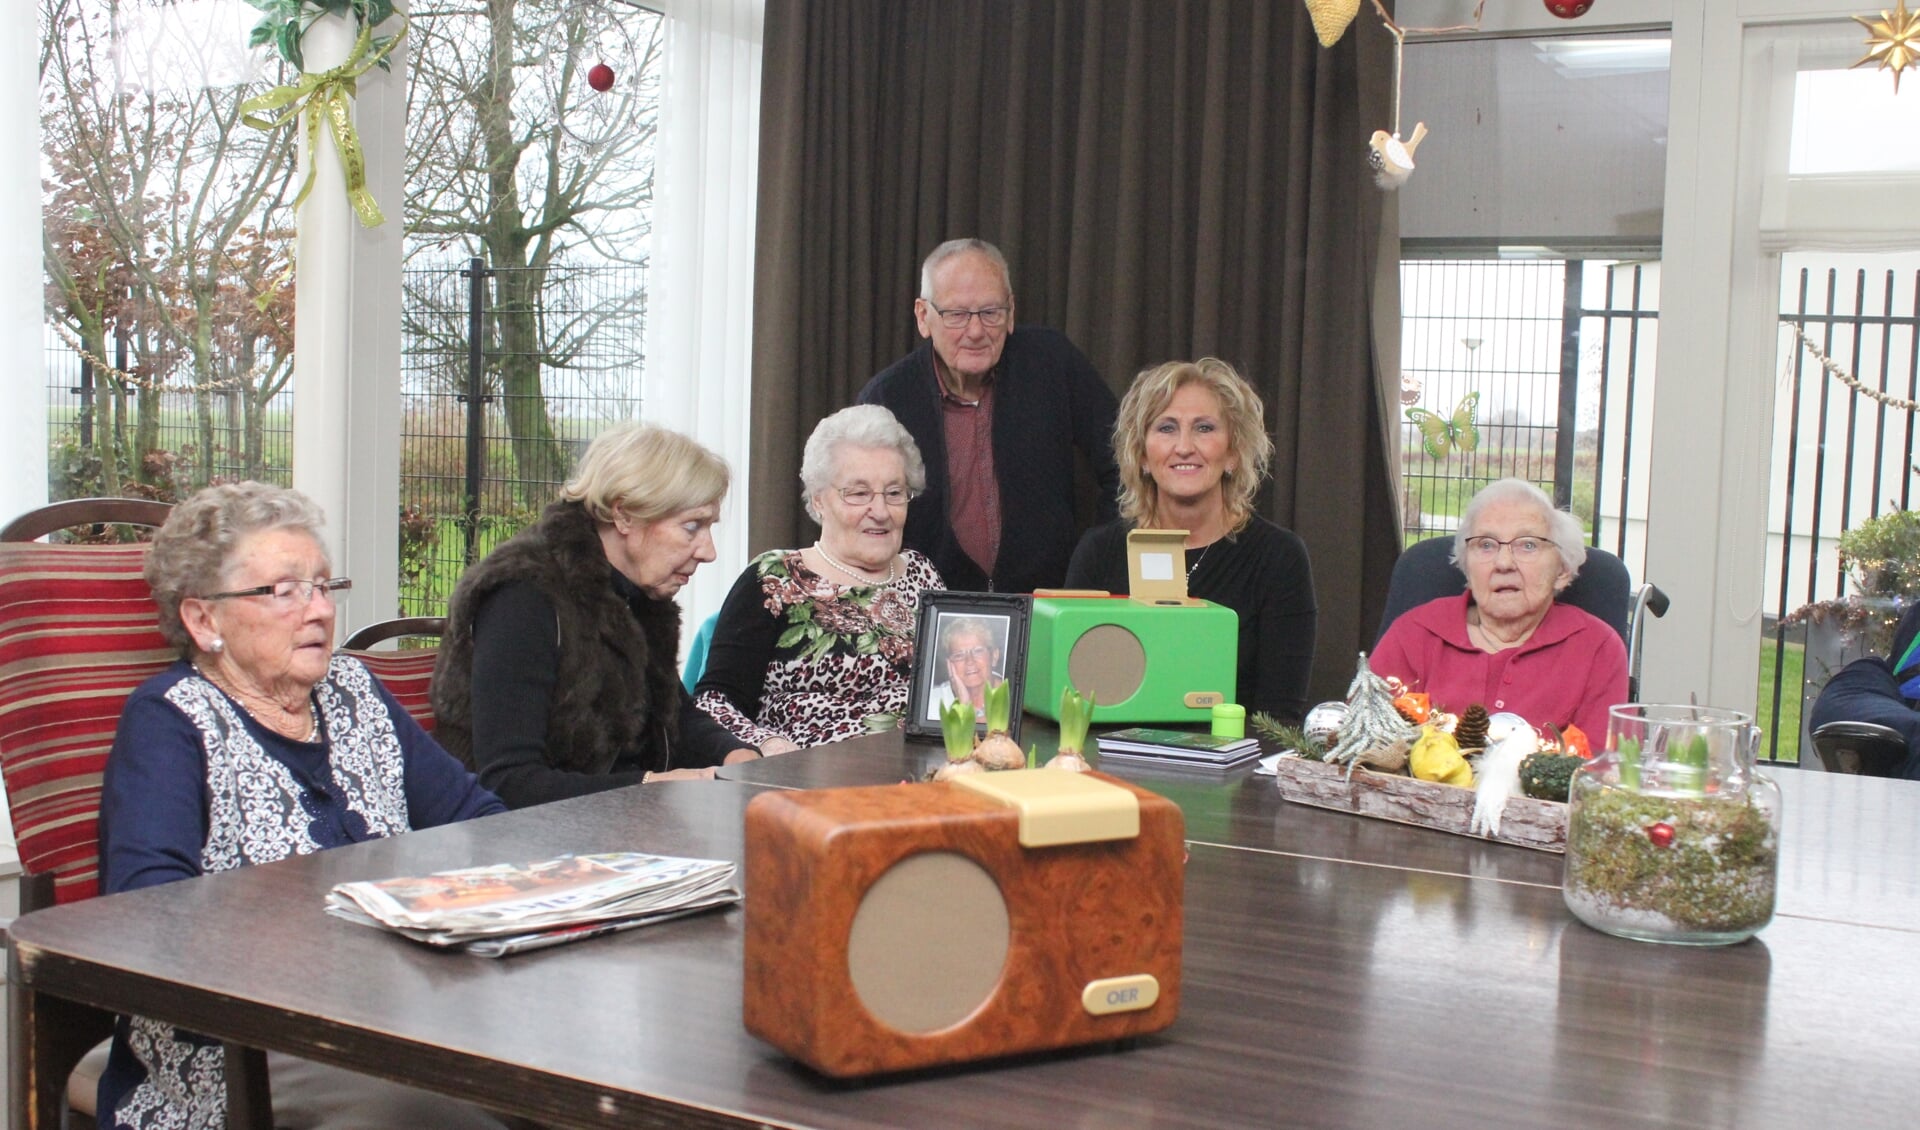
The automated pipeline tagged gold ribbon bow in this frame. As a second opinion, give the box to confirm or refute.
[240,16,408,228]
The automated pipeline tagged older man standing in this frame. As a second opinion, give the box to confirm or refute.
[857,238,1120,594]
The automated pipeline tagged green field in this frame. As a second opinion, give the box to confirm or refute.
[1756,638,1806,765]
[399,516,525,614]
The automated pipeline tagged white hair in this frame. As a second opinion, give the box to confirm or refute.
[919,238,1013,301]
[1451,477,1588,579]
[799,405,928,523]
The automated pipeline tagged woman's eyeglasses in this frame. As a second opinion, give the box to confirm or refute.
[1462,536,1550,560]
[204,577,353,608]
[836,486,915,507]
[947,645,993,664]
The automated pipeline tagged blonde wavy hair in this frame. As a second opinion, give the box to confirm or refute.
[1114,358,1272,534]
[560,422,730,525]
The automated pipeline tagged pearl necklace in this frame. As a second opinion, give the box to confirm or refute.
[812,541,895,586]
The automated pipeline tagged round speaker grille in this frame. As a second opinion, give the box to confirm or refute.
[846,852,1009,1033]
[1067,623,1146,704]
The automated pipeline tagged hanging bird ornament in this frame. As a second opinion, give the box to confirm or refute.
[1369,122,1428,190]
[1853,1,1920,92]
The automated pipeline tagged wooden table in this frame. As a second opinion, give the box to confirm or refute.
[11,735,1920,1129]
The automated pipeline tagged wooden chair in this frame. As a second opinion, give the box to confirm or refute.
[0,499,270,1129]
[340,618,447,734]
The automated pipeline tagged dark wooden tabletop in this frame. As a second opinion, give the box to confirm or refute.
[12,747,1920,1129]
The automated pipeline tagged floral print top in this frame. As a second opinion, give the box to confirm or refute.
[695,548,943,748]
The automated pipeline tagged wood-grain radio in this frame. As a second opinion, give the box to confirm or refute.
[743,769,1184,1077]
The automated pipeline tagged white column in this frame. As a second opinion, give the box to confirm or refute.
[0,20,46,527]
[290,14,403,635]
[0,0,38,876]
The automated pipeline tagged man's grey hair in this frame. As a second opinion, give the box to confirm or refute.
[799,405,928,523]
[919,238,1013,302]
[1451,477,1588,580]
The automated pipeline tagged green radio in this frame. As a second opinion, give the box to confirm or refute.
[1023,595,1239,724]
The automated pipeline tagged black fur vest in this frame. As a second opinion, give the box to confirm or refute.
[432,500,683,775]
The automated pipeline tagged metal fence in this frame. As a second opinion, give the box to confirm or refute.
[1397,258,1658,578]
[398,258,648,618]
[42,303,294,503]
[1764,263,1920,761]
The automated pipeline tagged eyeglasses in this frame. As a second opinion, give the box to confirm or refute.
[836,486,915,507]
[924,303,1009,331]
[947,646,993,664]
[1463,536,1553,560]
[204,577,353,608]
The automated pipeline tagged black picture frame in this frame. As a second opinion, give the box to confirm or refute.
[904,591,1032,743]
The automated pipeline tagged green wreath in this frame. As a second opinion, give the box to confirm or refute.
[241,1,407,227]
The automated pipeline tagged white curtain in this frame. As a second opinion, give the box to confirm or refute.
[644,0,765,654]
[0,9,40,860]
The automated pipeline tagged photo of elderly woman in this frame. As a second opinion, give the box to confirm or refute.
[924,614,1008,721]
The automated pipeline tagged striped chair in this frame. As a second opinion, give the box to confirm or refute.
[340,617,446,734]
[0,500,174,1130]
[0,508,173,908]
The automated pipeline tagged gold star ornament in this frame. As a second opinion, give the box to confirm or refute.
[1853,1,1920,91]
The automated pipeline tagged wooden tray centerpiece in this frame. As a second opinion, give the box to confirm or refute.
[1269,755,1568,853]
[1262,654,1586,854]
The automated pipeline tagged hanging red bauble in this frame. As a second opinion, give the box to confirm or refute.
[1646,821,1675,848]
[1544,0,1592,17]
[587,63,615,92]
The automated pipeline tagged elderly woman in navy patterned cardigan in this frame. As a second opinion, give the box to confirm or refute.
[697,405,945,752]
[97,481,514,1130]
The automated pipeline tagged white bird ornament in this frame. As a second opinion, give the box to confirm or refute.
[1469,723,1536,838]
[1368,121,1428,190]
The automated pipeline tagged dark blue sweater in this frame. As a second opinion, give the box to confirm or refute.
[858,326,1120,594]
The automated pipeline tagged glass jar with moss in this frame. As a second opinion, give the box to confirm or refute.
[1563,704,1780,946]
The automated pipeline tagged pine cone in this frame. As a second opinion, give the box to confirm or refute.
[1455,704,1490,751]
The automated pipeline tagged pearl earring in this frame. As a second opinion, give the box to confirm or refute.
[209,637,225,654]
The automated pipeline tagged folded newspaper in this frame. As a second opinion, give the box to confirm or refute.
[326,852,740,957]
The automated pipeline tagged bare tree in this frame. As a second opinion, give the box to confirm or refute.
[405,0,663,493]
[40,0,298,494]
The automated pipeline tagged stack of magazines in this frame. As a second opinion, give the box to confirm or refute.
[326,852,740,957]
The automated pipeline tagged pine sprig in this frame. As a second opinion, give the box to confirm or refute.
[1252,713,1322,760]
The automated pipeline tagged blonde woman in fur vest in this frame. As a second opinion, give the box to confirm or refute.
[433,423,759,809]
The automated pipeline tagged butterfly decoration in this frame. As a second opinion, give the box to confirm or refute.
[1405,391,1480,459]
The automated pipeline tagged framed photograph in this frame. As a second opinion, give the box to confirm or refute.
[904,591,1032,743]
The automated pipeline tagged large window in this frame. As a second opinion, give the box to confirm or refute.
[41,1,666,621]
[40,0,298,502]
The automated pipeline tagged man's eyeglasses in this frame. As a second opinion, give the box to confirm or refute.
[204,577,352,608]
[925,303,1009,331]
[1463,536,1552,560]
[947,646,993,664]
[836,486,915,507]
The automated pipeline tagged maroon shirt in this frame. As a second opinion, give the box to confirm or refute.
[1369,592,1629,740]
[935,356,1000,579]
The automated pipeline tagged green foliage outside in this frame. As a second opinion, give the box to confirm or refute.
[1756,638,1805,765]
[398,512,539,617]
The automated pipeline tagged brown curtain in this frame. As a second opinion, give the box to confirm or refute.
[751,0,1401,705]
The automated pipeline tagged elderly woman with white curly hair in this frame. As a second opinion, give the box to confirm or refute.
[1369,477,1628,739]
[696,405,944,752]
